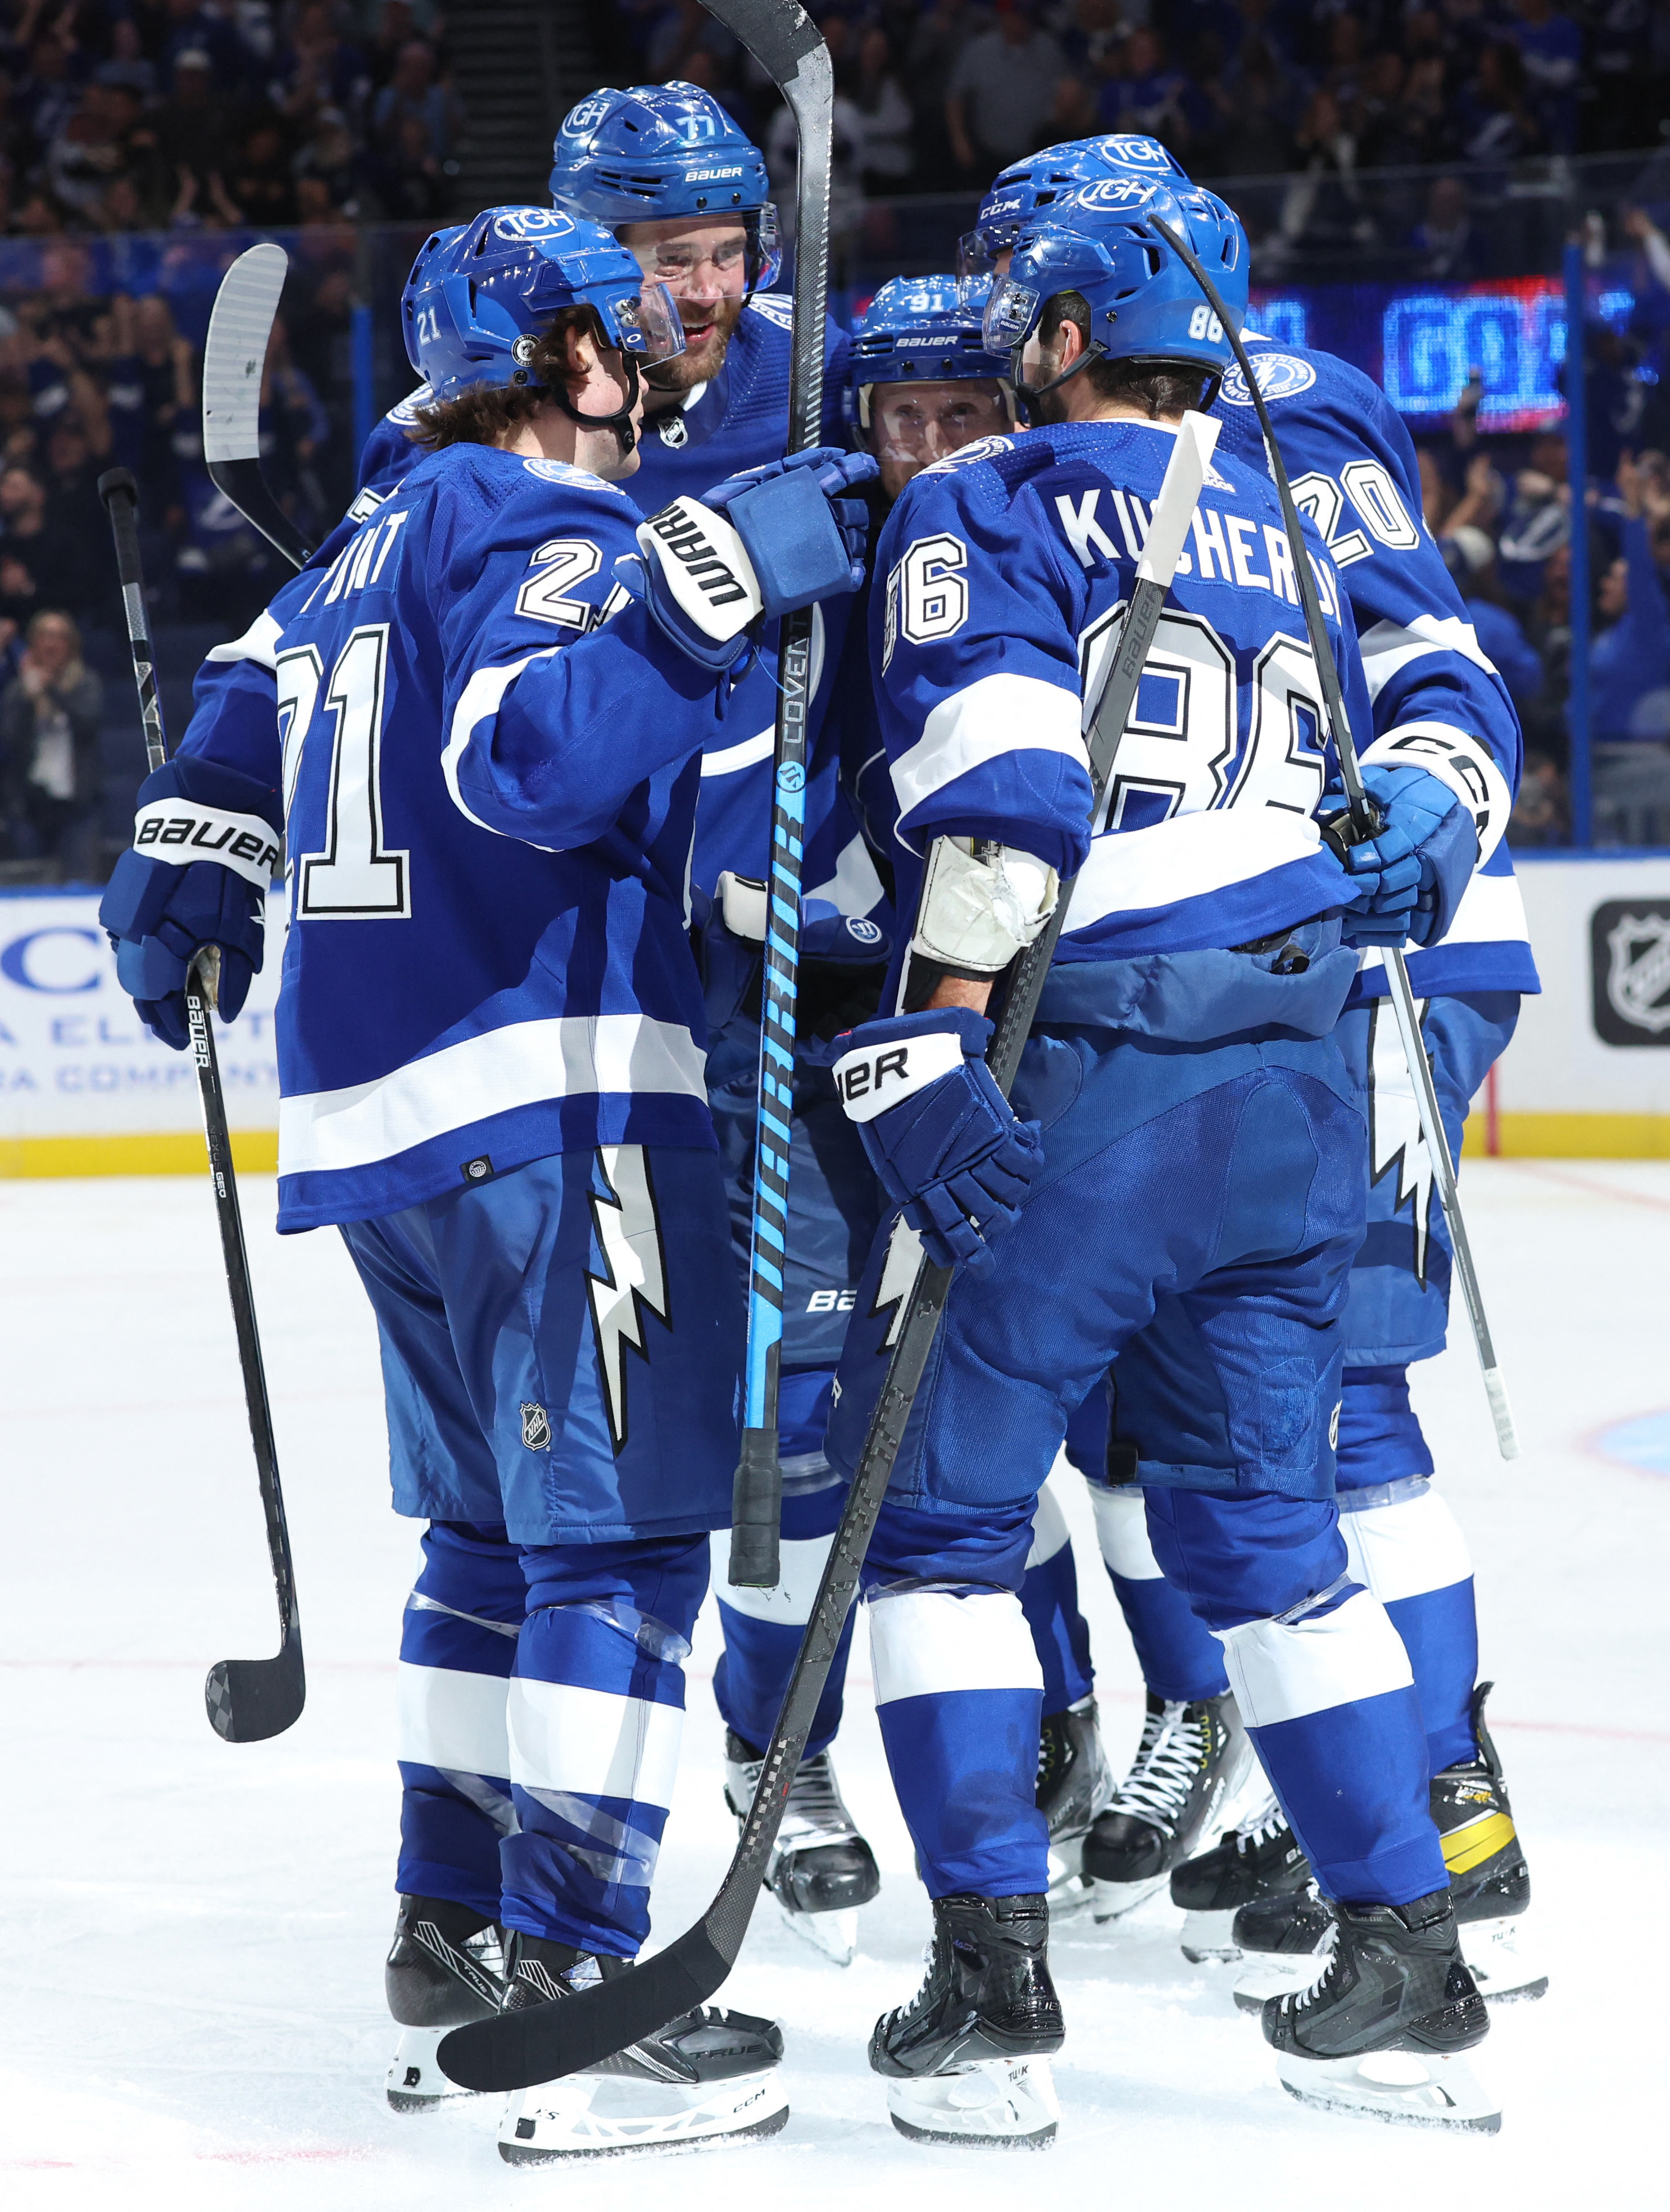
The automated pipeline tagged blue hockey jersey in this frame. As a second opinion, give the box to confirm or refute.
[177,446,743,1233]
[871,419,1367,967]
[1218,335,1539,1002]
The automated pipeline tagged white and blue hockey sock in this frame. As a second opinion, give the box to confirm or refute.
[1337,1365,1480,1774]
[713,1461,856,1756]
[396,1519,522,1920]
[1086,1479,1232,1703]
[500,1533,708,1956]
[1015,1482,1095,1715]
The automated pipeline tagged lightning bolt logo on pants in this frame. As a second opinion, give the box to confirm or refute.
[586,1146,670,1454]
[1368,997,1437,1286]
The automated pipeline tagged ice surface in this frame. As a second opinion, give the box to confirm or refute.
[2,1164,1665,2209]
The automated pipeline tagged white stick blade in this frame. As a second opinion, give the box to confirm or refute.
[203,244,289,464]
[1135,408,1220,586]
[1484,1367,1518,1459]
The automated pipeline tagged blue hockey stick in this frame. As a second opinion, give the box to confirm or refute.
[723,0,835,1588]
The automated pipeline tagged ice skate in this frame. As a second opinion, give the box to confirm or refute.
[384,1894,505,2111]
[1170,1794,1309,1962]
[1036,1695,1113,1915]
[497,1936,788,2160]
[1233,1685,1544,2005]
[872,1893,1064,2146]
[724,1730,879,1965]
[1083,1691,1259,1922]
[1262,1889,1498,2131]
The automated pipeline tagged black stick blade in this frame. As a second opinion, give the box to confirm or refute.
[205,1634,305,1742]
[208,458,315,571]
[438,1922,731,2093]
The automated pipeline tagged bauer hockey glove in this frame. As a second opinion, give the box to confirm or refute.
[99,755,281,1050]
[616,446,878,671]
[1331,763,1478,950]
[832,1007,1042,1270]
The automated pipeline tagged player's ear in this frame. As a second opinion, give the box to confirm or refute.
[561,319,599,384]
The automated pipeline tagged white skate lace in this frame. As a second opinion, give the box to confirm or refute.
[1106,1702,1208,1837]
[780,1750,858,1848]
[1232,1795,1287,1857]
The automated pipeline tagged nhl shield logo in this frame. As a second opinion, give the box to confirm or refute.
[520,1402,552,1451]
[1591,901,1670,1046]
[657,411,689,449]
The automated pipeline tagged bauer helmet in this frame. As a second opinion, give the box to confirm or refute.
[401,206,685,406]
[957,134,1191,286]
[983,178,1247,406]
[845,274,1015,438]
[549,81,780,293]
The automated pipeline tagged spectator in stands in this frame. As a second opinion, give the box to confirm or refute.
[104,290,193,520]
[905,0,984,190]
[1440,519,1544,712]
[1410,174,1480,279]
[1208,56,1296,178]
[369,39,456,169]
[945,1,1066,188]
[1276,88,1373,261]
[226,108,296,228]
[1591,449,1670,842]
[1454,39,1540,165]
[852,28,914,196]
[1099,26,1202,156]
[293,106,363,218]
[273,3,367,131]
[0,606,103,881]
[1506,0,1581,154]
[0,462,84,618]
[147,47,233,197]
[95,20,156,103]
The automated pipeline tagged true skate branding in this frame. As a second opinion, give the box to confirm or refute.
[832,1029,964,1122]
[639,498,759,639]
[132,800,279,888]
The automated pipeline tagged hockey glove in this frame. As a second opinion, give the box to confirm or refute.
[832,1007,1042,1270]
[617,446,878,672]
[1332,764,1478,950]
[99,755,282,1050]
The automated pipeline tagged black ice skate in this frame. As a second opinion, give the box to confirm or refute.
[1169,1796,1310,1962]
[497,1934,788,2159]
[871,1892,1064,2146]
[1036,1694,1113,1915]
[1083,1691,1259,1922]
[1261,1889,1498,2131]
[1232,1686,1545,2006]
[384,1893,505,2111]
[724,1729,880,1965]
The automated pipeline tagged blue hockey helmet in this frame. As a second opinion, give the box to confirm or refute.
[550,81,780,292]
[845,274,1014,435]
[983,178,1248,401]
[957,134,1191,285]
[401,207,686,407]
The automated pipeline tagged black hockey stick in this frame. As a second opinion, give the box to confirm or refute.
[203,243,316,570]
[98,466,306,1743]
[435,414,1221,2096]
[1147,212,1517,1460]
[711,0,836,1589]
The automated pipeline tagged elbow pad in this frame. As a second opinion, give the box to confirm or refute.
[910,836,1059,975]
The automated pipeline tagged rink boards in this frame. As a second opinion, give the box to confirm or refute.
[3,856,1669,1175]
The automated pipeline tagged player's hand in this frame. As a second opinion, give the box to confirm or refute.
[831,1007,1042,1270]
[1333,763,1478,950]
[701,446,878,596]
[99,757,279,1050]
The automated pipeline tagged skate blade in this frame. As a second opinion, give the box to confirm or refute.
[1276,2049,1501,2133]
[1046,1834,1096,1920]
[1462,1914,1549,2004]
[500,2068,788,2160]
[886,2058,1060,2148]
[1179,1907,1241,1964]
[1088,1873,1167,1925]
[773,1894,859,1966]
[386,2024,481,2112]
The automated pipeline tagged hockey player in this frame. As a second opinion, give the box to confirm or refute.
[98,206,876,2156]
[822,180,1498,2138]
[959,135,1543,1986]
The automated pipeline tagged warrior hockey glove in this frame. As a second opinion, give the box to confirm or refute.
[99,755,281,1049]
[832,1007,1042,1270]
[1333,764,1478,950]
[618,446,878,671]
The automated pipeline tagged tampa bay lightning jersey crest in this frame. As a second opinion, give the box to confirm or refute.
[871,417,1368,964]
[1217,334,1539,1003]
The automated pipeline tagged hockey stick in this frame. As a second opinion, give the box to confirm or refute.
[203,242,316,571]
[98,466,306,1743]
[1147,211,1517,1462]
[707,0,835,1589]
[435,414,1220,2097]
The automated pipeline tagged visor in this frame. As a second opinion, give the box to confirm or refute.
[956,221,1020,287]
[983,275,1041,353]
[607,278,687,367]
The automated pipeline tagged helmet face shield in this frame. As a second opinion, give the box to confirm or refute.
[982,275,1041,355]
[956,221,1019,287]
[867,379,1013,456]
[604,278,686,367]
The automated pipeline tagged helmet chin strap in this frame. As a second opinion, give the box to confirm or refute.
[1009,335,1106,411]
[544,349,643,457]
